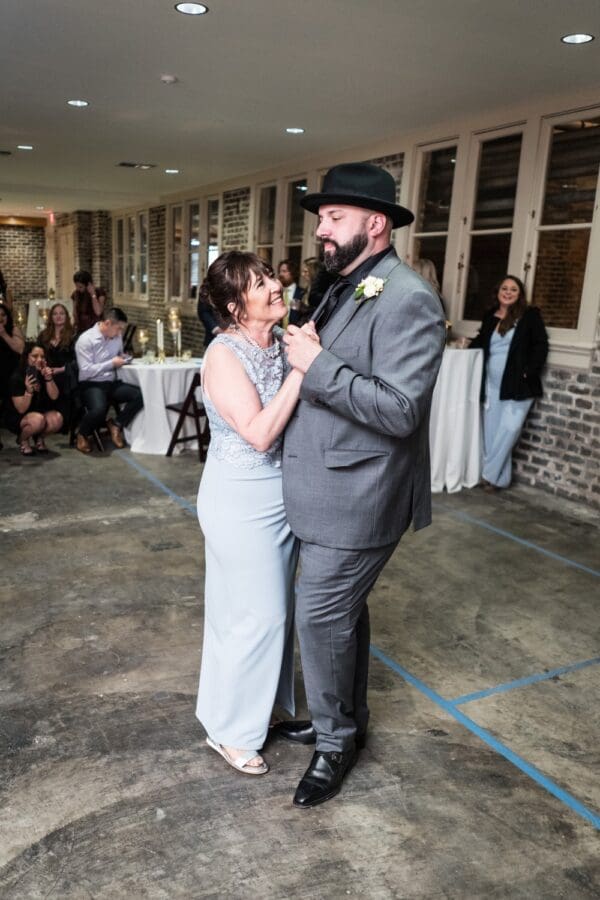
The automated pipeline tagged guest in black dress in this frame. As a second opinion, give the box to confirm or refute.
[8,342,63,455]
[37,302,77,430]
[0,302,25,448]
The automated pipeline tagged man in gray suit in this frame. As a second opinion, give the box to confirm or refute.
[279,162,445,808]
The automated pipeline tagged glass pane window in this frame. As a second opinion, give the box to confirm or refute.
[463,132,522,319]
[542,117,600,226]
[207,199,220,267]
[416,146,457,233]
[531,116,600,329]
[464,233,512,320]
[286,179,307,243]
[138,212,148,294]
[413,236,447,285]
[257,247,273,265]
[127,216,135,292]
[171,206,183,298]
[472,134,522,230]
[283,245,302,276]
[532,229,590,329]
[188,203,200,299]
[258,185,277,245]
[116,219,124,293]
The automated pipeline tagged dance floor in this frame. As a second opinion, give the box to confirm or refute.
[1,437,598,898]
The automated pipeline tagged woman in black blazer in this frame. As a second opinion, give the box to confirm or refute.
[469,275,548,492]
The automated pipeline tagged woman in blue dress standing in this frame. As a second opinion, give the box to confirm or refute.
[195,251,315,775]
[470,275,548,492]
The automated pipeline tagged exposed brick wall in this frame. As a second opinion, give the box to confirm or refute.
[0,224,47,304]
[513,310,600,507]
[91,211,112,295]
[117,206,205,357]
[222,187,250,251]
[531,229,589,329]
[365,152,404,204]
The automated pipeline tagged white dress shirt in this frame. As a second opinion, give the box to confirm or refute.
[75,323,123,382]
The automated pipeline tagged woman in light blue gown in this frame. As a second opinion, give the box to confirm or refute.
[470,275,548,491]
[195,251,316,776]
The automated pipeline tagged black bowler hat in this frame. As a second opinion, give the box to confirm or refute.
[301,162,414,228]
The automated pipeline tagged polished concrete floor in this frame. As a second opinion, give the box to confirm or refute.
[1,436,599,899]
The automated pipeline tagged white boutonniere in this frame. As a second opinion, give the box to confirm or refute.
[354,276,386,304]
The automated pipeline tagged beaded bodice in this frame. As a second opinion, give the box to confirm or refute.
[203,329,288,468]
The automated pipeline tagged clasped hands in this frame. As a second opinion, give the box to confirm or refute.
[283,321,322,374]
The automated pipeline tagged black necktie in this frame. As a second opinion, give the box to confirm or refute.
[315,279,350,331]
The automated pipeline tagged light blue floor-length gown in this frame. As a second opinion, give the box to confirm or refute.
[195,332,297,750]
[482,329,533,488]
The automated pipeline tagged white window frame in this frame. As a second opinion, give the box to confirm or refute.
[406,137,462,315]
[254,182,278,264]
[112,209,150,306]
[454,123,527,325]
[521,107,600,367]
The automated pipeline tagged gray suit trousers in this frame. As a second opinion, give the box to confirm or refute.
[295,540,398,753]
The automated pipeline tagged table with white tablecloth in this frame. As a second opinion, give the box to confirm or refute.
[119,358,203,454]
[429,348,483,493]
[25,298,73,338]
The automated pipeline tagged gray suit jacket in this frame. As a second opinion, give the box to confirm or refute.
[282,250,445,550]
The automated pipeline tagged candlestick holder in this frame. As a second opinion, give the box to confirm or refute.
[157,349,166,364]
[170,327,182,361]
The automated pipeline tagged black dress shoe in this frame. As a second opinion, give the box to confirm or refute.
[273,720,316,744]
[274,721,367,750]
[293,749,357,809]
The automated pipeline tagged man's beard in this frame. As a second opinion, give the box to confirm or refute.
[321,230,368,273]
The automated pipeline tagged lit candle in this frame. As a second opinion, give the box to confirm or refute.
[156,318,164,351]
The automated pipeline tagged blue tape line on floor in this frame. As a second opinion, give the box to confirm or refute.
[432,503,600,578]
[119,452,599,831]
[452,656,600,706]
[369,644,600,831]
[117,451,197,516]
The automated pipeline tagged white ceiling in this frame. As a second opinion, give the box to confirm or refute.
[2,0,600,217]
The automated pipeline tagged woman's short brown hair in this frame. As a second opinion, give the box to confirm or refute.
[198,251,272,327]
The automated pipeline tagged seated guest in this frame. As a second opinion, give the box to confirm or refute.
[38,302,77,432]
[71,270,103,335]
[277,259,305,326]
[75,307,143,454]
[9,342,63,455]
[0,302,25,448]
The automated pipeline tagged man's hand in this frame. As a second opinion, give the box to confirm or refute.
[283,323,322,374]
[112,355,126,369]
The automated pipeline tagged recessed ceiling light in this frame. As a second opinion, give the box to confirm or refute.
[561,33,594,44]
[175,3,208,14]
[286,127,304,134]
[18,144,33,151]
[160,74,179,85]
[67,99,89,107]
[138,164,155,170]
[35,205,45,210]
[165,168,180,174]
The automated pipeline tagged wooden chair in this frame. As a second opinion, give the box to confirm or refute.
[123,323,137,353]
[165,371,210,461]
